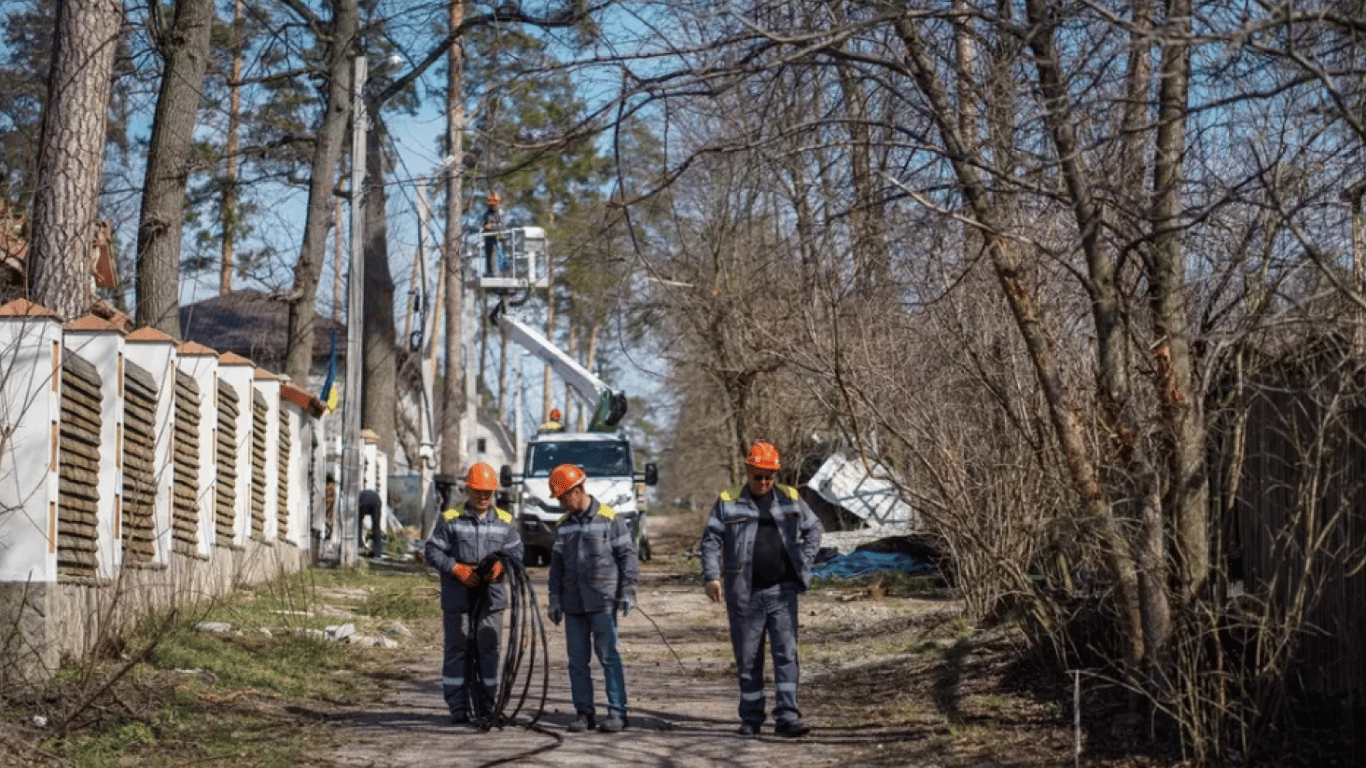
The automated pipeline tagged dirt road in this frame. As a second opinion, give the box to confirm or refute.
[318,515,966,768]
[320,572,933,767]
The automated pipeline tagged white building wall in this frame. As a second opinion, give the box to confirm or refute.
[282,401,304,546]
[1,308,326,681]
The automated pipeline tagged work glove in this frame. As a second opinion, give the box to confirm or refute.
[489,560,504,581]
[451,563,481,588]
[616,598,632,618]
[548,605,562,625]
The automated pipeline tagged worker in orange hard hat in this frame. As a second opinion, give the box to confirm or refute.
[538,407,564,434]
[424,462,523,726]
[546,463,638,734]
[700,441,822,738]
[481,191,504,276]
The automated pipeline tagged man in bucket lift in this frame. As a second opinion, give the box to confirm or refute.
[481,192,504,276]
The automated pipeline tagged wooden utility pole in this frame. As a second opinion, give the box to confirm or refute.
[439,0,466,477]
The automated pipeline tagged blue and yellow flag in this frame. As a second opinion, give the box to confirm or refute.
[320,328,339,413]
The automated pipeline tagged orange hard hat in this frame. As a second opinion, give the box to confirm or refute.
[550,408,562,421]
[549,463,586,499]
[488,192,501,205]
[465,462,499,491]
[744,441,781,471]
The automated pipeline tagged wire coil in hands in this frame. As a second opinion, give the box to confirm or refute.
[467,552,551,731]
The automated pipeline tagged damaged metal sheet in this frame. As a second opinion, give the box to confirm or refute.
[807,451,915,526]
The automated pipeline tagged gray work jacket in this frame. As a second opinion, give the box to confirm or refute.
[424,505,523,613]
[700,483,822,614]
[548,497,639,615]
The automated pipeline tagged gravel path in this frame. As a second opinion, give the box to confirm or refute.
[320,573,908,767]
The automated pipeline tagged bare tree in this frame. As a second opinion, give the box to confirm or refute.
[281,0,359,384]
[611,1,1366,760]
[134,0,215,337]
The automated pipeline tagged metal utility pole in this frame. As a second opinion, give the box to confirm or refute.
[338,55,368,566]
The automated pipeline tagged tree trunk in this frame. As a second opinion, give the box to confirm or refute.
[135,0,215,337]
[836,65,886,296]
[1150,0,1208,607]
[28,0,122,319]
[362,119,396,458]
[1024,0,1172,673]
[283,0,358,384]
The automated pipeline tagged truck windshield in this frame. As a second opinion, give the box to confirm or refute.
[526,441,632,477]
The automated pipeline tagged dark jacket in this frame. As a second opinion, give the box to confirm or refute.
[425,505,523,613]
[700,484,822,614]
[548,497,639,614]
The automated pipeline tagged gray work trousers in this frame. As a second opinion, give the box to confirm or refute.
[727,580,802,727]
[441,607,503,717]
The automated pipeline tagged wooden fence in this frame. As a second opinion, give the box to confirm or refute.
[1236,368,1366,704]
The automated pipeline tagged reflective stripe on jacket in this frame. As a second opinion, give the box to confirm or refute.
[547,497,639,615]
[424,505,523,613]
[699,484,822,614]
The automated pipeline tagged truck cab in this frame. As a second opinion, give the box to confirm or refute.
[503,431,657,566]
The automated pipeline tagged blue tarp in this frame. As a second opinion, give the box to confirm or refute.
[812,550,936,580]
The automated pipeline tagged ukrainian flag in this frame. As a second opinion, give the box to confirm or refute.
[320,328,339,413]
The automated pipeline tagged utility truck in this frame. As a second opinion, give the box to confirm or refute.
[491,303,657,565]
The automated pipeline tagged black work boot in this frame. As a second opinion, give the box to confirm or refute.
[774,719,810,737]
[568,713,597,732]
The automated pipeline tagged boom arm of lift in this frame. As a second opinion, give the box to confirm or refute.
[488,302,628,431]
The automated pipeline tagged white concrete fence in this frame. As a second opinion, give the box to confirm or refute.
[0,298,370,682]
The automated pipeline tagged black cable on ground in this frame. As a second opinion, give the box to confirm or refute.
[631,604,689,674]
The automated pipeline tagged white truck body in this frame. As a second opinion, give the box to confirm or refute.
[511,431,647,565]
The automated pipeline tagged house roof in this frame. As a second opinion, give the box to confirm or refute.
[0,298,61,319]
[0,201,117,290]
[179,290,343,373]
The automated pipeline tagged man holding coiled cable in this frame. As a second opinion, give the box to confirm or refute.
[424,462,524,726]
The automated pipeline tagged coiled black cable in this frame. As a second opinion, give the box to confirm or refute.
[467,551,551,732]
